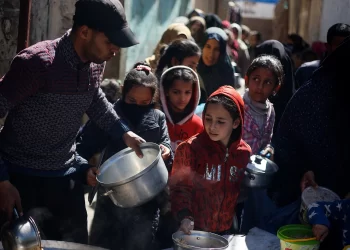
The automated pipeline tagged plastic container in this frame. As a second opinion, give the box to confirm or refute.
[277,224,320,250]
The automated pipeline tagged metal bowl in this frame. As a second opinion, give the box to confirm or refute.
[172,230,229,250]
[1,209,41,250]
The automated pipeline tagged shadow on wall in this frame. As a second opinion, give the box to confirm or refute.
[123,0,192,77]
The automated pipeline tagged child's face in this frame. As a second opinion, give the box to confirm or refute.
[181,55,200,71]
[204,103,240,147]
[249,34,259,47]
[125,86,153,105]
[246,68,278,103]
[190,21,202,35]
[202,39,220,66]
[167,80,193,112]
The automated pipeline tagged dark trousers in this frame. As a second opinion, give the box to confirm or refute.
[89,187,159,250]
[154,212,178,249]
[1,172,88,244]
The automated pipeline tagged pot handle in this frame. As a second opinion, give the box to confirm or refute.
[101,190,114,197]
[13,208,20,219]
[245,169,255,180]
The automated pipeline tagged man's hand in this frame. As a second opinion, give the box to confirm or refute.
[312,224,328,242]
[178,218,194,235]
[160,144,171,161]
[0,181,22,220]
[122,131,146,158]
[86,167,98,186]
[301,171,318,192]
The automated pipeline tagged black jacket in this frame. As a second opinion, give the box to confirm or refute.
[76,100,173,169]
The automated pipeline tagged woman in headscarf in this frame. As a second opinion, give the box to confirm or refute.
[230,23,250,76]
[255,40,295,133]
[187,16,206,46]
[145,23,192,71]
[173,16,189,25]
[204,13,223,29]
[266,37,349,250]
[197,27,236,103]
[187,8,205,19]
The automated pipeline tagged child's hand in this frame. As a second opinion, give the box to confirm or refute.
[178,218,194,235]
[260,145,274,161]
[160,144,171,161]
[86,167,99,186]
[300,171,318,192]
[312,224,329,242]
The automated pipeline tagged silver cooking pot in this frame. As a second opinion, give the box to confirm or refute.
[172,230,228,250]
[96,142,168,208]
[0,209,41,250]
[244,155,278,188]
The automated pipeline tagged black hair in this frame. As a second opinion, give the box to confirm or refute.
[287,33,309,53]
[100,78,122,104]
[327,23,350,44]
[156,39,201,79]
[204,94,241,143]
[204,13,223,29]
[122,62,158,102]
[162,67,198,93]
[246,55,284,87]
[300,48,318,62]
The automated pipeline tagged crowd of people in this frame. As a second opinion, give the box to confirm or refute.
[0,0,349,250]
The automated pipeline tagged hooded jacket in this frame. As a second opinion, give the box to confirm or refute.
[160,66,203,151]
[169,85,251,233]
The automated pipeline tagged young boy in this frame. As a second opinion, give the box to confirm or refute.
[308,199,350,249]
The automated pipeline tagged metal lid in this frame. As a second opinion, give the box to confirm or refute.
[302,186,340,205]
[246,155,278,174]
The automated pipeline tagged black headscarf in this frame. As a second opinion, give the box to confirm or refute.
[256,40,295,132]
[204,14,223,29]
[197,27,235,101]
[268,36,350,207]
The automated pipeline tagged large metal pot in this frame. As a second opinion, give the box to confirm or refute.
[96,142,168,208]
[0,209,41,250]
[172,230,228,250]
[244,155,278,188]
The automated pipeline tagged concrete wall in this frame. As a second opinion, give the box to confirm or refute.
[272,0,289,43]
[0,0,20,77]
[121,0,193,80]
[319,0,350,42]
[243,18,273,41]
[307,0,323,43]
[30,0,77,44]
[193,0,216,14]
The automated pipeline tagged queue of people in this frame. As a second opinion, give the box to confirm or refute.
[0,0,349,250]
